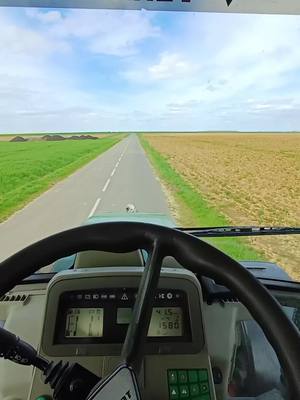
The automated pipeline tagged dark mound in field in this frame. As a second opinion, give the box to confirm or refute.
[40,134,98,141]
[42,134,65,141]
[68,135,81,140]
[85,135,98,140]
[67,135,98,140]
[10,136,28,142]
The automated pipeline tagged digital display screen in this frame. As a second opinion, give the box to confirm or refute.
[65,308,103,338]
[117,307,183,337]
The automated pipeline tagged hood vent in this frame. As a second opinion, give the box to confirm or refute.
[219,297,239,304]
[0,294,28,304]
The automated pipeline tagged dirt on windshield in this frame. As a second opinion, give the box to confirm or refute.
[145,133,300,281]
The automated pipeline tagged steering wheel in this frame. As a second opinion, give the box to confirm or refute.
[0,222,299,399]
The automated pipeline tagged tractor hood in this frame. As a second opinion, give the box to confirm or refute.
[85,213,174,228]
[52,213,291,283]
[52,213,174,272]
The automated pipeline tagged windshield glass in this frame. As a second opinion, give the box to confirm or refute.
[0,7,299,281]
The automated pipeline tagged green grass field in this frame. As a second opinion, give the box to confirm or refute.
[0,135,122,222]
[140,135,262,260]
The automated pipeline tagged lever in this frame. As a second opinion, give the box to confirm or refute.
[0,326,100,399]
[0,326,48,370]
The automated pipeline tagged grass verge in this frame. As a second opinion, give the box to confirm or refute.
[0,135,123,222]
[140,135,262,260]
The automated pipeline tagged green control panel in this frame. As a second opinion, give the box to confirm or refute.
[168,369,211,400]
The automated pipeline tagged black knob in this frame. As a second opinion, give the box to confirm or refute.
[212,367,223,384]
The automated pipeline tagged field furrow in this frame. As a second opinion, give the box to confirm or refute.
[143,133,300,280]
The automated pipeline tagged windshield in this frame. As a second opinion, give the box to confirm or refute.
[0,7,299,281]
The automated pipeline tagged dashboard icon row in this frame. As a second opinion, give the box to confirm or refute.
[67,290,182,302]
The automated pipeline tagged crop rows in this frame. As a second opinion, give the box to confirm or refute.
[145,133,300,280]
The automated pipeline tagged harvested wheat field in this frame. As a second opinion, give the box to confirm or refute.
[144,133,300,280]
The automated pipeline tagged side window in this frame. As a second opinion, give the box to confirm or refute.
[228,320,287,399]
[228,296,300,399]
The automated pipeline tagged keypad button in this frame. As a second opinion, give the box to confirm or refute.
[190,383,200,396]
[190,383,201,396]
[198,370,208,382]
[179,385,189,398]
[178,370,188,384]
[35,397,52,400]
[199,395,210,400]
[188,370,198,383]
[200,382,209,394]
[168,370,178,384]
[169,385,179,400]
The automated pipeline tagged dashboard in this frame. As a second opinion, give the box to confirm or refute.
[56,289,189,343]
[42,269,204,359]
[1,264,298,400]
[29,267,214,400]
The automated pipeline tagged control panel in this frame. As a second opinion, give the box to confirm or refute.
[28,268,216,400]
[42,268,205,356]
[55,288,190,345]
[168,369,211,400]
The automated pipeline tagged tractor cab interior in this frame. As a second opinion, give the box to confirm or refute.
[0,1,300,400]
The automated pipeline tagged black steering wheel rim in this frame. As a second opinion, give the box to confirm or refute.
[0,221,299,399]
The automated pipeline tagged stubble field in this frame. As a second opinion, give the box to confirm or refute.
[143,133,300,280]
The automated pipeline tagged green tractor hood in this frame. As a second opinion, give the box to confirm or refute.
[52,213,174,272]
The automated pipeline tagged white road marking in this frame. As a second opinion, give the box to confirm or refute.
[88,198,101,218]
[99,143,127,197]
[102,178,111,192]
[111,168,116,177]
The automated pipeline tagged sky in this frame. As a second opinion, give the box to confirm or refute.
[1,7,300,132]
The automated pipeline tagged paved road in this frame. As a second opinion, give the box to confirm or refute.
[0,134,170,262]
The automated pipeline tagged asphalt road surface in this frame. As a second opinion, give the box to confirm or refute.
[0,134,170,262]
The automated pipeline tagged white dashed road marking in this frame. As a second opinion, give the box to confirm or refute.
[88,197,101,218]
[88,141,128,217]
[111,168,116,177]
[102,178,111,192]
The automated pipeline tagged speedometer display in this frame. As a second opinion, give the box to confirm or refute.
[148,307,183,337]
[117,306,183,337]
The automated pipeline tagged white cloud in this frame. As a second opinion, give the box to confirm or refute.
[0,10,100,132]
[0,9,160,132]
[46,9,160,56]
[26,9,62,23]
[148,52,195,80]
[142,13,300,129]
[123,51,198,85]
[246,98,300,114]
[0,12,69,57]
[1,9,300,132]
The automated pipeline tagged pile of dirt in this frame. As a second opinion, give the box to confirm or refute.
[82,134,98,140]
[67,135,98,140]
[10,136,28,142]
[42,135,65,141]
[67,135,81,140]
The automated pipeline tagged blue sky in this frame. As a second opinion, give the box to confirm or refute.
[1,7,300,132]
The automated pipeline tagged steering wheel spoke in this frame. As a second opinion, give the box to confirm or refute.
[122,240,164,373]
